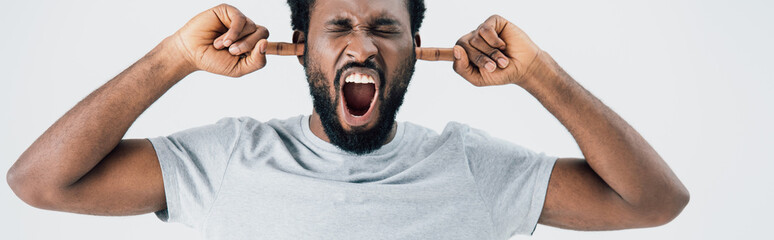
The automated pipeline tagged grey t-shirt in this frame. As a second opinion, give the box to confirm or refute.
[148,115,557,240]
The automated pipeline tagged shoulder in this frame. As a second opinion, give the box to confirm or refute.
[441,121,473,135]
[439,121,480,144]
[225,115,309,147]
[399,121,477,146]
[395,121,476,155]
[439,121,536,157]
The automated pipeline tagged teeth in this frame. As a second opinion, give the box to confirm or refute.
[345,73,375,84]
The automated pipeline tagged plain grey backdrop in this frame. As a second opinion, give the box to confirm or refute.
[1,0,772,239]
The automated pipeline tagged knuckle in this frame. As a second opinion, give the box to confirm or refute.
[244,20,255,28]
[257,26,270,36]
[475,27,485,35]
[473,54,487,66]
[488,49,501,58]
[469,37,481,46]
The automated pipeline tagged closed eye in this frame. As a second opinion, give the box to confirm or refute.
[373,28,400,34]
[370,17,403,36]
[326,28,351,33]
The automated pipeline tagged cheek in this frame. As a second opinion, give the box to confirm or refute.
[378,36,415,72]
[307,37,342,71]
[307,48,339,88]
[380,40,415,85]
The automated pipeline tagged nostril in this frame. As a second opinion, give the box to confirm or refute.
[344,45,378,63]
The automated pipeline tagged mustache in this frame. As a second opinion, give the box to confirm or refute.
[340,58,380,73]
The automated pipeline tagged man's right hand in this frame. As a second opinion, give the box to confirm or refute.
[170,4,269,77]
[6,4,273,216]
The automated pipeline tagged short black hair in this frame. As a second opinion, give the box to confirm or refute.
[287,0,426,34]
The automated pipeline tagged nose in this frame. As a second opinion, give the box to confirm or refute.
[344,32,378,63]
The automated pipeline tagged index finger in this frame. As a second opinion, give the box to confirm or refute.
[265,42,304,56]
[415,47,455,61]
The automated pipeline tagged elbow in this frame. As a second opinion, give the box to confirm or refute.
[7,164,60,210]
[6,165,26,202]
[637,187,690,228]
[663,187,690,224]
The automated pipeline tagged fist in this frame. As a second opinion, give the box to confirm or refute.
[170,4,269,77]
[453,15,542,87]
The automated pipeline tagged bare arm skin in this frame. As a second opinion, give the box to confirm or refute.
[453,15,689,230]
[6,4,268,215]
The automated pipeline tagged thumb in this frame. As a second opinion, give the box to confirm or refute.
[452,45,480,83]
[240,39,268,73]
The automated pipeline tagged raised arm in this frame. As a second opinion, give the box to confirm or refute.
[452,15,689,230]
[6,4,269,215]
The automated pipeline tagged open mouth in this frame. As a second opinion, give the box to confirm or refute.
[343,73,376,115]
[340,69,379,127]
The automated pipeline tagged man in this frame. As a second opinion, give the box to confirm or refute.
[7,0,688,239]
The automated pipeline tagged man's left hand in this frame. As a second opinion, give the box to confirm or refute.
[454,15,542,87]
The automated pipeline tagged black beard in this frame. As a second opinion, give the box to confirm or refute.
[304,48,415,155]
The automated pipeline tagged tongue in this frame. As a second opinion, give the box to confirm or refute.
[343,83,375,115]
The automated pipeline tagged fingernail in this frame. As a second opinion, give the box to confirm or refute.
[259,42,266,54]
[485,62,496,72]
[229,45,240,54]
[454,48,461,60]
[214,39,222,48]
[223,39,232,47]
[497,58,508,68]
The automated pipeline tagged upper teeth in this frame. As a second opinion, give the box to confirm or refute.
[345,73,375,84]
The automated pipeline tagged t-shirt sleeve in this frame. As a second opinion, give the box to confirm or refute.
[147,117,244,228]
[456,123,558,238]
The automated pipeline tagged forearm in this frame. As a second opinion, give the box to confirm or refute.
[8,37,193,193]
[522,51,688,211]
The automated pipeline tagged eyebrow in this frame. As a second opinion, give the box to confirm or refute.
[325,18,352,27]
[371,17,399,27]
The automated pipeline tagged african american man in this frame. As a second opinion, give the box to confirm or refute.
[7,0,689,239]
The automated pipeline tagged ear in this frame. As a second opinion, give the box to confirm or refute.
[413,32,421,48]
[293,30,306,66]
